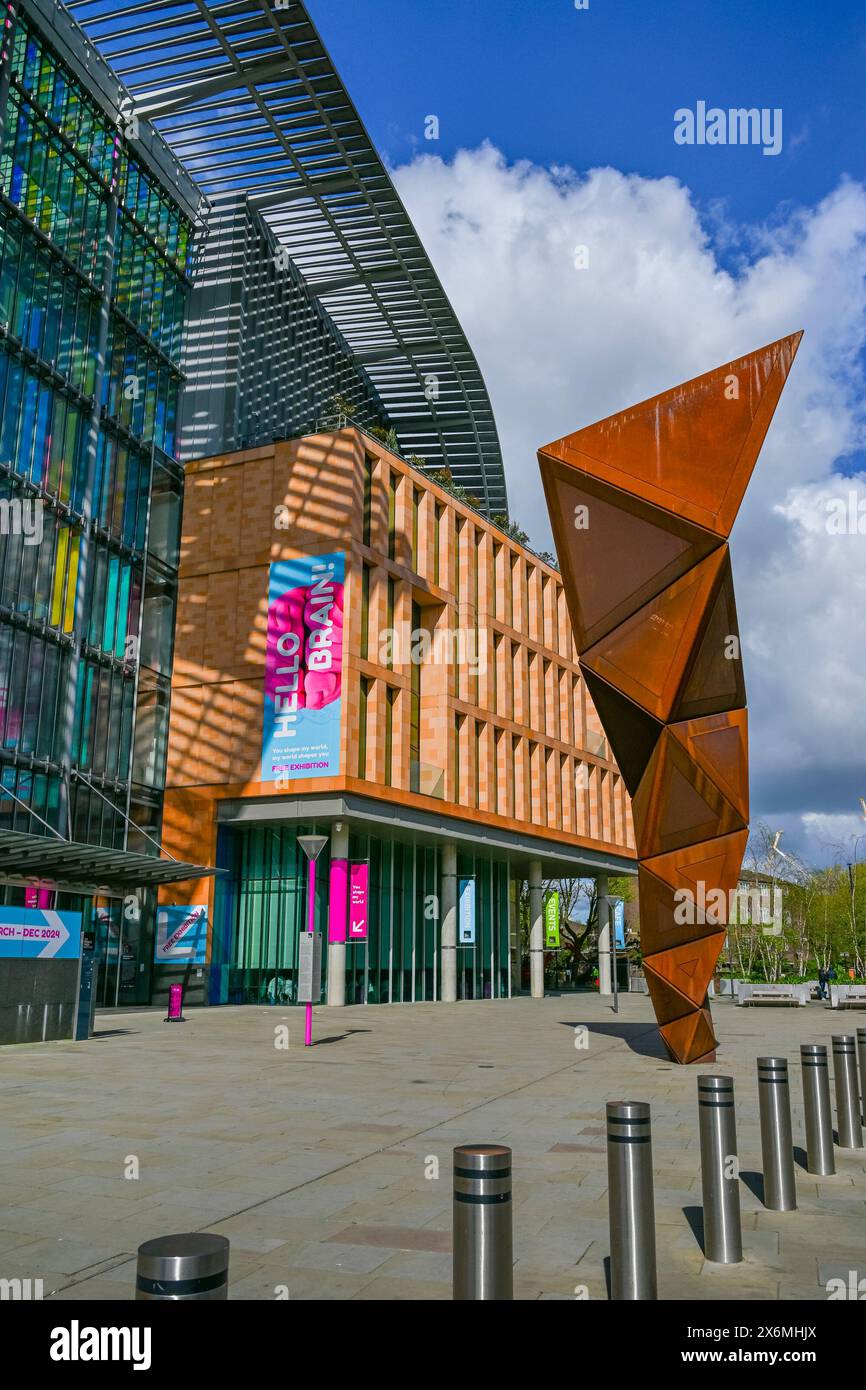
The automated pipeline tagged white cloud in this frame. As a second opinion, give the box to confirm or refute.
[393,144,866,865]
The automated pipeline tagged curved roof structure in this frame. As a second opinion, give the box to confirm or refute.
[66,0,508,514]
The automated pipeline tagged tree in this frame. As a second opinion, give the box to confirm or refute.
[369,425,400,452]
[516,875,636,990]
[324,393,358,421]
[491,513,530,548]
[428,469,482,509]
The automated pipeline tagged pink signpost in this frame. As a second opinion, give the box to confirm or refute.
[304,856,316,1046]
[165,983,185,1022]
[349,863,369,941]
[297,834,328,1048]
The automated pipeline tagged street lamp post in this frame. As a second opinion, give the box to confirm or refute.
[847,825,866,981]
[298,834,328,1047]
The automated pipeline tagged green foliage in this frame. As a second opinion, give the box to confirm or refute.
[429,469,482,509]
[491,512,531,547]
[325,394,359,420]
[609,874,634,904]
[722,823,866,983]
[368,425,400,452]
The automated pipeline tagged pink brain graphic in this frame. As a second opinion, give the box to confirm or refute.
[265,580,344,710]
[304,582,344,709]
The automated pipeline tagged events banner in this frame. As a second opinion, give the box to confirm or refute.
[262,552,345,782]
[614,899,626,950]
[458,877,476,945]
[155,905,208,964]
[349,862,369,941]
[0,907,81,960]
[328,856,348,944]
[544,890,561,949]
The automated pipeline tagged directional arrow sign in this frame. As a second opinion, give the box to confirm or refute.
[349,863,368,940]
[0,908,81,960]
[39,910,70,958]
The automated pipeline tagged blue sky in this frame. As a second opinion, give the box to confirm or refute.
[311,0,866,232]
[308,0,866,866]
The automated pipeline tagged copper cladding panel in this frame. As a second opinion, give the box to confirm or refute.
[581,547,728,723]
[538,334,801,1062]
[632,725,748,860]
[539,332,802,537]
[539,461,722,650]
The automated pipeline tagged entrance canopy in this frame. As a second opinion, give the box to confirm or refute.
[216,791,636,882]
[0,830,221,899]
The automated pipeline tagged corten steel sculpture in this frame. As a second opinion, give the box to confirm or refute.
[538,332,802,1064]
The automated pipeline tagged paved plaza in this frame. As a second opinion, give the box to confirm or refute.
[2,995,865,1301]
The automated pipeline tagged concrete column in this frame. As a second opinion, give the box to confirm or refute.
[529,860,544,999]
[441,843,458,1002]
[326,823,350,1006]
[597,873,612,996]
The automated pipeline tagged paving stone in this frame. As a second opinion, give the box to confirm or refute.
[1,994,864,1301]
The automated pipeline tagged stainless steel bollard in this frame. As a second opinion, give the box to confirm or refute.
[832,1035,863,1149]
[606,1101,657,1299]
[697,1075,742,1263]
[452,1144,513,1300]
[800,1044,835,1175]
[136,1233,229,1300]
[757,1056,797,1211]
[857,1028,866,1125]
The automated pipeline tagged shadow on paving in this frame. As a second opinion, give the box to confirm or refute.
[559,1019,670,1060]
[683,1204,705,1252]
[740,1170,766,1204]
[313,1029,373,1047]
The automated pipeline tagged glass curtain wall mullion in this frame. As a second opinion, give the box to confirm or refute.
[0,11,193,854]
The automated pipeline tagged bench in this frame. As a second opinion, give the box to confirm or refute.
[830,985,866,1010]
[737,983,807,1007]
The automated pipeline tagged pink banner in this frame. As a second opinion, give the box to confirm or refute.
[328,857,348,944]
[167,983,184,1020]
[25,887,54,909]
[349,863,369,941]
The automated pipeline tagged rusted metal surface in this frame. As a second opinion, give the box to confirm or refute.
[539,332,802,1062]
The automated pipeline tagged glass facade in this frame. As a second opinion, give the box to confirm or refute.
[0,8,195,1002]
[0,10,192,844]
[211,824,512,1007]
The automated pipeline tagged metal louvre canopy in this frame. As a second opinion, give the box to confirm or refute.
[0,830,221,897]
[66,0,509,515]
